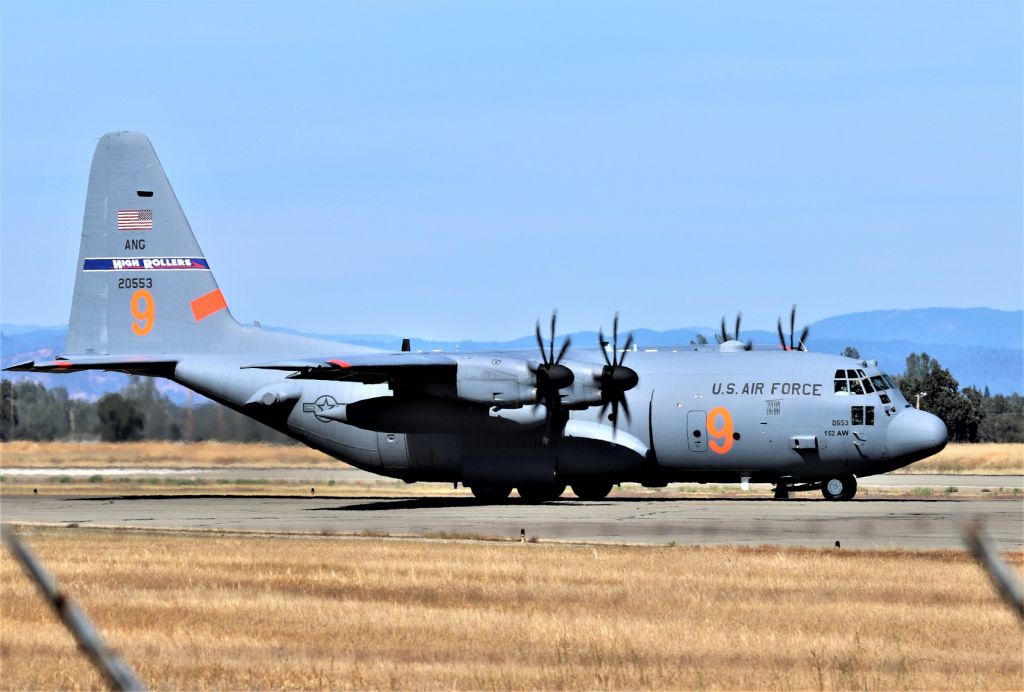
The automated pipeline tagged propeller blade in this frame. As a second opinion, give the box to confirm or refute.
[735,312,742,342]
[777,319,786,350]
[790,305,796,351]
[549,312,556,364]
[798,326,810,351]
[619,394,631,422]
[598,328,612,367]
[720,317,728,344]
[555,336,571,364]
[620,333,634,366]
[744,340,752,352]
[612,313,620,355]
[535,321,548,365]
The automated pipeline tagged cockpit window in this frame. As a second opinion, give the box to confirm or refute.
[835,368,891,396]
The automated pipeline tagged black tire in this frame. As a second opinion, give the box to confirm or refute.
[517,483,566,503]
[571,480,613,501]
[773,485,789,500]
[470,485,512,503]
[821,474,857,501]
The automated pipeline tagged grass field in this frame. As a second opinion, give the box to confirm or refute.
[0,440,336,468]
[1,528,1021,690]
[893,442,1024,475]
[2,440,1022,474]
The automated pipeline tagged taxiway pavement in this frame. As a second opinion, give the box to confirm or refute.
[2,493,1020,549]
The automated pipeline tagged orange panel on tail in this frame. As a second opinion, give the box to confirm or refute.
[190,288,227,321]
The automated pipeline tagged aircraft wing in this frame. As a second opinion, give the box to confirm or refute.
[244,353,460,384]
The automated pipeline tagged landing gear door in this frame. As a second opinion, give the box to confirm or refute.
[377,432,410,470]
[687,411,707,452]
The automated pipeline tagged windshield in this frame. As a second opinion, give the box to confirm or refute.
[835,369,894,395]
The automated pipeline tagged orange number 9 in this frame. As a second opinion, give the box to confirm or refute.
[707,406,734,454]
[130,289,155,336]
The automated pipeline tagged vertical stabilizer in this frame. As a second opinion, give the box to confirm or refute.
[67,132,242,355]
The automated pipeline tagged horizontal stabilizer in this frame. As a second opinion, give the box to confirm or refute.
[4,356,177,376]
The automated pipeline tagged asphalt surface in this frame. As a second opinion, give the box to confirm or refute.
[2,493,1021,549]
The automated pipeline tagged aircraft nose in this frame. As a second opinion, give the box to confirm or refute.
[886,408,948,460]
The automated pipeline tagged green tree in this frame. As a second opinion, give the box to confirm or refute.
[95,393,144,441]
[124,376,181,439]
[0,379,17,441]
[841,346,861,359]
[690,334,709,346]
[896,353,982,443]
[9,381,69,440]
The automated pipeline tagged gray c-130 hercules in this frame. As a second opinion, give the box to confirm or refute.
[7,132,949,501]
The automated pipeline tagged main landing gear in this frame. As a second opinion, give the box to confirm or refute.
[470,485,512,502]
[773,474,858,501]
[570,480,613,501]
[517,483,566,503]
[469,481,614,504]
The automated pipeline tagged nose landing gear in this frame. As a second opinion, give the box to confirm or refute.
[772,474,858,500]
[821,474,858,501]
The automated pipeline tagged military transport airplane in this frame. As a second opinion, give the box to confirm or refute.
[7,132,948,501]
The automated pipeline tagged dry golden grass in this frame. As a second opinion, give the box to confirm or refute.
[0,441,339,469]
[897,443,1024,475]
[1,528,1022,690]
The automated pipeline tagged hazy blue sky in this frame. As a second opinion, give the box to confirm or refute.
[2,1,1021,339]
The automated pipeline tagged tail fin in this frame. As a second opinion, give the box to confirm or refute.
[67,132,242,356]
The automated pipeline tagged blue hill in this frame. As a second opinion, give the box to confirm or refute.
[3,307,1021,399]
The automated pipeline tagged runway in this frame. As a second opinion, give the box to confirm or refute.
[3,466,1021,489]
[2,493,1021,549]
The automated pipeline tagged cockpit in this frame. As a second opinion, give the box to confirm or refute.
[833,369,896,396]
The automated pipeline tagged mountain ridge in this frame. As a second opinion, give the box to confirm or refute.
[3,307,1021,400]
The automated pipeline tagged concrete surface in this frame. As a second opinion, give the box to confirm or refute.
[2,493,1021,549]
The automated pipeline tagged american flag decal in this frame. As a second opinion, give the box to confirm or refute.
[117,209,153,230]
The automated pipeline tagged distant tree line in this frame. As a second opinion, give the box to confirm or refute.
[842,349,1022,443]
[0,377,293,444]
[2,353,1022,443]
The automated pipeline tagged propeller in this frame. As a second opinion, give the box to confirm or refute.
[776,304,810,351]
[531,311,574,445]
[596,313,640,435]
[718,312,752,351]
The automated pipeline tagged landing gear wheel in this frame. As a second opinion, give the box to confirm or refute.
[571,480,613,501]
[517,484,566,503]
[773,485,790,500]
[470,485,512,503]
[821,474,857,501]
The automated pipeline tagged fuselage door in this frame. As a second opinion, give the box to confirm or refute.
[687,410,707,452]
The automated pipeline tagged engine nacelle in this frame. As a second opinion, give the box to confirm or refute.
[557,360,604,408]
[455,356,537,407]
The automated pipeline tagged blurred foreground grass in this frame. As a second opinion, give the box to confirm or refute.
[2,528,1021,690]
